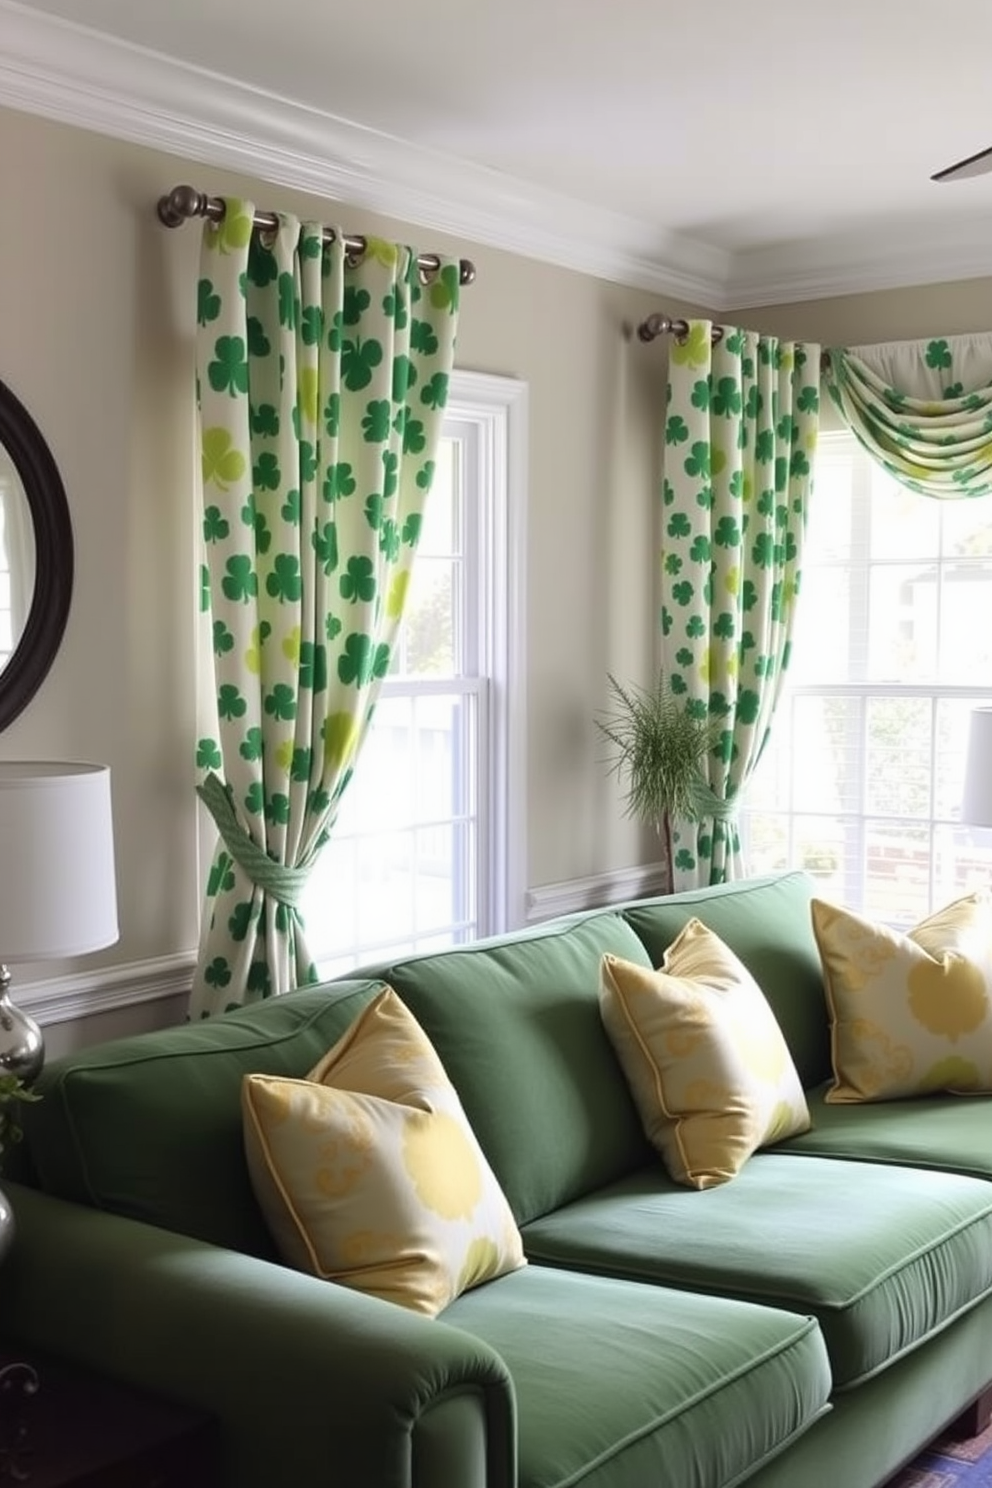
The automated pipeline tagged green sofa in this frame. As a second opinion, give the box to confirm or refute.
[5,869,992,1488]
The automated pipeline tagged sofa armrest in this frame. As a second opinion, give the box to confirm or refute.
[0,1183,515,1488]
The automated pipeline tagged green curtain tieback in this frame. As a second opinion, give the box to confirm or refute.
[690,780,739,823]
[197,772,311,909]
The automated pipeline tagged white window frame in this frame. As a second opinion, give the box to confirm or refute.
[444,369,529,936]
[195,370,529,967]
[741,429,992,925]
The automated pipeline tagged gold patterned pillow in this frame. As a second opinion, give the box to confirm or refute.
[599,918,810,1189]
[242,987,525,1316]
[812,892,992,1103]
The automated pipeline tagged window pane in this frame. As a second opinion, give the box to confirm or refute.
[864,697,931,818]
[867,565,937,681]
[863,823,932,926]
[869,472,938,559]
[401,558,454,676]
[742,430,992,925]
[392,443,459,679]
[790,569,853,682]
[792,695,862,814]
[806,459,854,561]
[940,495,992,557]
[937,564,992,681]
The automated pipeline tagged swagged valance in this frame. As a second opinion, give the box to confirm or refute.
[823,332,992,499]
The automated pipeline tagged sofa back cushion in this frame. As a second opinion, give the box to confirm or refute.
[362,912,655,1225]
[621,871,831,1090]
[24,979,386,1256]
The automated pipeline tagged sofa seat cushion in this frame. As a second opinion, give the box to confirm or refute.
[521,1155,992,1390]
[444,1264,831,1488]
[777,1084,992,1179]
[360,911,656,1225]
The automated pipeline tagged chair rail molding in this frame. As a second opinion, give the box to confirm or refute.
[16,953,195,1028]
[525,864,670,924]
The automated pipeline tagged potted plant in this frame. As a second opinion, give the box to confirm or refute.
[0,1072,40,1263]
[596,672,722,894]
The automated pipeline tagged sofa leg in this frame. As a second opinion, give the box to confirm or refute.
[951,1385,992,1438]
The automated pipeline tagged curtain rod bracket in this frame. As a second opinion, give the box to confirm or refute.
[157,184,476,286]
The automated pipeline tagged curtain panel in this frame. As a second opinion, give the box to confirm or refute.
[190,201,460,1019]
[824,333,992,499]
[662,321,821,888]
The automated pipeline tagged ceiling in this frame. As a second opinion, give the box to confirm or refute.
[7,0,992,306]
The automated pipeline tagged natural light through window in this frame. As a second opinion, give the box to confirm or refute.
[741,431,992,926]
[294,372,526,977]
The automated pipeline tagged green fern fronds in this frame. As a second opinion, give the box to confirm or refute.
[596,673,720,829]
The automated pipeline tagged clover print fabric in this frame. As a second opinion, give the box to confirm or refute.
[824,333,992,499]
[661,321,820,889]
[191,201,460,1019]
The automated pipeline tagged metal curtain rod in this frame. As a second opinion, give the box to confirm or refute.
[636,314,722,345]
[635,311,831,368]
[157,184,477,286]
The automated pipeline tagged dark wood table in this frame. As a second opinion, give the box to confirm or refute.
[0,1346,220,1486]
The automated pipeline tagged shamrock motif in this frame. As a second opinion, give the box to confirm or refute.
[202,428,246,492]
[209,336,249,396]
[191,202,459,1021]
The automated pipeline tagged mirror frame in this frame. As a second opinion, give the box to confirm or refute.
[0,378,73,731]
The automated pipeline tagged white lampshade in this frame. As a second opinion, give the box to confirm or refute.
[962,708,992,829]
[0,761,119,962]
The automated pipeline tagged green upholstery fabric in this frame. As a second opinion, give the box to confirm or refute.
[363,913,655,1224]
[620,870,831,1089]
[444,1263,831,1488]
[744,1291,992,1488]
[521,1155,992,1389]
[2,1181,515,1488]
[24,979,385,1254]
[779,1084,992,1180]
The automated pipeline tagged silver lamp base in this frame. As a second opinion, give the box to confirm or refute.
[0,967,44,1085]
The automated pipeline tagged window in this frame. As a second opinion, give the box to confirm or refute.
[298,371,527,976]
[741,430,992,927]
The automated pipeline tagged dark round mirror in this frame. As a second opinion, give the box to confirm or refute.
[0,380,73,731]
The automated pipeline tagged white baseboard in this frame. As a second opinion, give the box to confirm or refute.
[525,864,668,924]
[12,953,196,1028]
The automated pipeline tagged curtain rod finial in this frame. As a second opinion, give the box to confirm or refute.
[157,184,207,229]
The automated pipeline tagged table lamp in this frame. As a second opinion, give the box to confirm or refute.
[0,762,119,1083]
[962,708,992,831]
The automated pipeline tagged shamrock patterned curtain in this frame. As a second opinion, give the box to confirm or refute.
[662,320,821,889]
[823,333,992,498]
[190,200,460,1018]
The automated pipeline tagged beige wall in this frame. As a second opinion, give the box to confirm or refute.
[0,105,696,1044]
[5,102,992,1048]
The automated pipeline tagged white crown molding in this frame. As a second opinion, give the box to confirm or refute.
[727,213,992,311]
[2,0,989,312]
[0,0,725,305]
[13,951,194,1028]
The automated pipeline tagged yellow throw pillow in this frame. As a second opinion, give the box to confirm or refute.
[242,987,525,1316]
[812,892,992,1104]
[599,919,810,1190]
